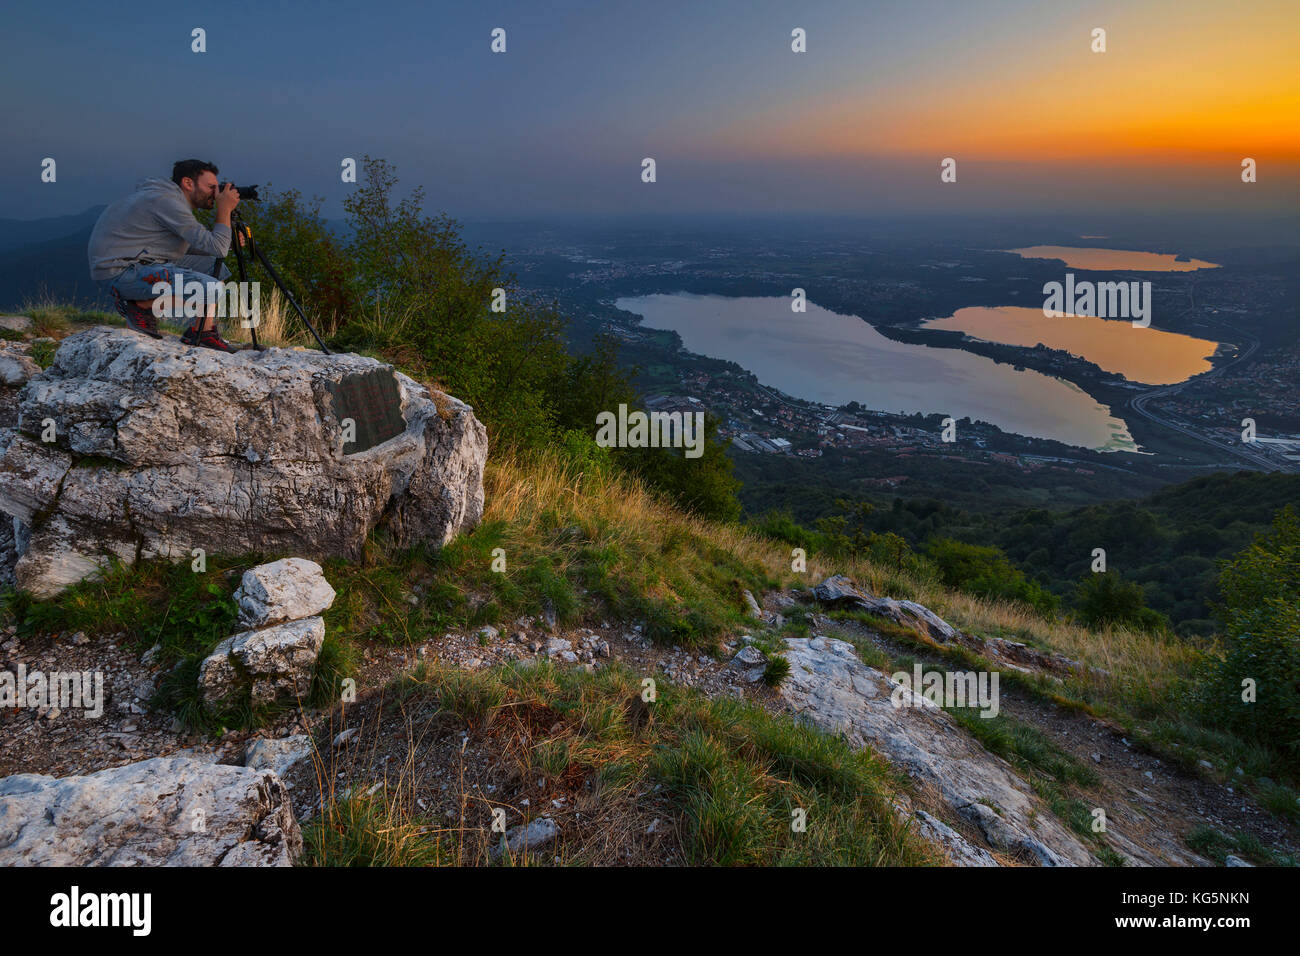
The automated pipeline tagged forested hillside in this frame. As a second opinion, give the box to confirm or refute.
[749,470,1300,634]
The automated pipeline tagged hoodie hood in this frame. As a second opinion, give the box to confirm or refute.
[135,177,181,194]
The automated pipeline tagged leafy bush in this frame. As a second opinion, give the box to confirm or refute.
[220,188,359,331]
[924,537,1058,617]
[618,414,741,523]
[752,503,932,581]
[1202,506,1300,767]
[1073,570,1168,631]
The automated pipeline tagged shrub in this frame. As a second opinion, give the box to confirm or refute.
[1073,570,1167,631]
[618,414,742,523]
[925,537,1059,617]
[1202,506,1300,767]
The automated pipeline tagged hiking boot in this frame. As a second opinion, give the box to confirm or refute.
[112,290,162,339]
[182,324,240,353]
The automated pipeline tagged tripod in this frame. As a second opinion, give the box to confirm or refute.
[222,211,331,353]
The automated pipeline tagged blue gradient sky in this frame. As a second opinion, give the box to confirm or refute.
[2,0,1296,220]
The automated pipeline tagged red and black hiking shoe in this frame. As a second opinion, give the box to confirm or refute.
[181,324,240,353]
[112,290,162,339]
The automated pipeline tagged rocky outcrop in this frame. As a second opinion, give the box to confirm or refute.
[0,756,301,866]
[199,559,334,706]
[0,327,488,597]
[898,803,999,866]
[779,635,1096,866]
[812,574,1086,675]
[814,574,959,642]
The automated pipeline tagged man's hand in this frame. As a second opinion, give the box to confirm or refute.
[214,182,241,225]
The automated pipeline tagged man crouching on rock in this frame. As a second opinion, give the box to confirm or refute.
[87,159,243,352]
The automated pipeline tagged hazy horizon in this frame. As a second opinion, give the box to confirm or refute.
[2,0,1295,221]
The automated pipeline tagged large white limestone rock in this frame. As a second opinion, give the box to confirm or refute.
[0,327,487,597]
[0,756,301,866]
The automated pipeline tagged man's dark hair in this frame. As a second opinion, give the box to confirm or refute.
[171,159,219,187]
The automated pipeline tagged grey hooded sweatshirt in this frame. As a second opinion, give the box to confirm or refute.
[87,178,232,280]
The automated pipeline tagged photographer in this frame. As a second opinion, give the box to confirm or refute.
[87,159,243,352]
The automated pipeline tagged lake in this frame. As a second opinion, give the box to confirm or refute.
[618,293,1139,452]
[923,306,1219,385]
[1004,246,1220,272]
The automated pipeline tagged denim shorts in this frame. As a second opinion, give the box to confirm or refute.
[104,255,232,307]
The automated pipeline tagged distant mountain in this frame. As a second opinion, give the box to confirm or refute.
[0,206,102,255]
[0,207,106,310]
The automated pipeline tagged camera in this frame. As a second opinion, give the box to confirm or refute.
[233,184,260,201]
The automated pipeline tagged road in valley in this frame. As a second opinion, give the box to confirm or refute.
[1125,299,1289,472]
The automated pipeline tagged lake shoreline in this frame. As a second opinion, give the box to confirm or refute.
[619,292,1141,452]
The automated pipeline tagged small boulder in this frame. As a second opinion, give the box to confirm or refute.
[812,575,959,642]
[727,645,767,683]
[544,637,573,658]
[490,817,559,860]
[812,574,869,606]
[235,558,336,628]
[0,349,39,387]
[199,616,326,705]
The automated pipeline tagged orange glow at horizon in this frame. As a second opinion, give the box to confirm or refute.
[706,7,1300,168]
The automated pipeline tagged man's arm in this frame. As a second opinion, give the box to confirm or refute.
[153,186,234,258]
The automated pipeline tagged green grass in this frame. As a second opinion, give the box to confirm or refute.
[1,553,354,734]
[832,604,1300,803]
[762,655,791,687]
[319,501,773,653]
[302,789,452,866]
[1186,824,1296,867]
[29,339,57,368]
[307,659,940,867]
[19,301,120,335]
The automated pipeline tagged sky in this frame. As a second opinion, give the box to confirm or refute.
[1,0,1297,222]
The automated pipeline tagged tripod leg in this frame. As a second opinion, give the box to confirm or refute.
[231,220,259,350]
[247,239,331,354]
